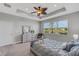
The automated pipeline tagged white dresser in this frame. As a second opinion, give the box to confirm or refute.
[23,32,36,42]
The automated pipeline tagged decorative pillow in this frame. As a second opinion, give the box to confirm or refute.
[68,46,79,56]
[60,42,67,49]
[35,40,43,44]
[63,42,75,52]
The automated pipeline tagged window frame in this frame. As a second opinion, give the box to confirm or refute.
[43,20,68,35]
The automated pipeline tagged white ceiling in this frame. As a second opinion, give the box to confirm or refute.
[0,3,79,21]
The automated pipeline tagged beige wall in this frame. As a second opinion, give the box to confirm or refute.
[40,12,79,42]
[0,12,39,46]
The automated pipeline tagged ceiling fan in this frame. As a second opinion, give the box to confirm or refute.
[31,6,47,17]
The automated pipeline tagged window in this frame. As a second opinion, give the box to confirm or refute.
[57,20,68,35]
[43,20,68,35]
[52,22,58,33]
[43,22,51,33]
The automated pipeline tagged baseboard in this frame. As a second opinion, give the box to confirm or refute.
[0,41,21,47]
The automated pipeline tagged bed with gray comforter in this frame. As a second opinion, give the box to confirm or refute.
[31,38,79,56]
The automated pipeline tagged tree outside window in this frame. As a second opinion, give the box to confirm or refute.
[43,20,68,35]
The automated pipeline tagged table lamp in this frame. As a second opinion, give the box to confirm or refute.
[73,34,78,40]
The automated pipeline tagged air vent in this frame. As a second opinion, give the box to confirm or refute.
[16,9,26,14]
[3,3,11,8]
[16,9,31,15]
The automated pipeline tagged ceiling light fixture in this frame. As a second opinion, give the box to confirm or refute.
[31,6,47,17]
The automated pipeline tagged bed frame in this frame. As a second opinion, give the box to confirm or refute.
[30,47,41,56]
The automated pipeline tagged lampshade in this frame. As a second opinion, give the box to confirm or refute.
[73,34,78,40]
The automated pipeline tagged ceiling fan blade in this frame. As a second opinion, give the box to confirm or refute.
[43,8,47,11]
[33,7,38,10]
[43,12,47,15]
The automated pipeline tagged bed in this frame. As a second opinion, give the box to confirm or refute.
[31,38,79,56]
[31,38,67,56]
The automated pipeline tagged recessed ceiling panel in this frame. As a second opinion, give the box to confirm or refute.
[0,3,79,21]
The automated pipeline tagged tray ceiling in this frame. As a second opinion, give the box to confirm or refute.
[0,3,79,21]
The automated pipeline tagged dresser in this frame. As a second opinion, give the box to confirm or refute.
[23,32,36,42]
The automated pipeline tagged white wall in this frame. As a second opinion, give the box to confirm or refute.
[0,12,39,46]
[40,12,79,42]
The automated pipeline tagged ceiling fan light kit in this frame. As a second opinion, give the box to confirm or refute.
[31,6,47,17]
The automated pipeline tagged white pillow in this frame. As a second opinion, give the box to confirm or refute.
[60,42,67,49]
[35,40,43,44]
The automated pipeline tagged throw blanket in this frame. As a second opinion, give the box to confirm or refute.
[32,38,79,56]
[68,46,79,56]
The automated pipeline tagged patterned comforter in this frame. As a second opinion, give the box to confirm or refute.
[32,38,79,56]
